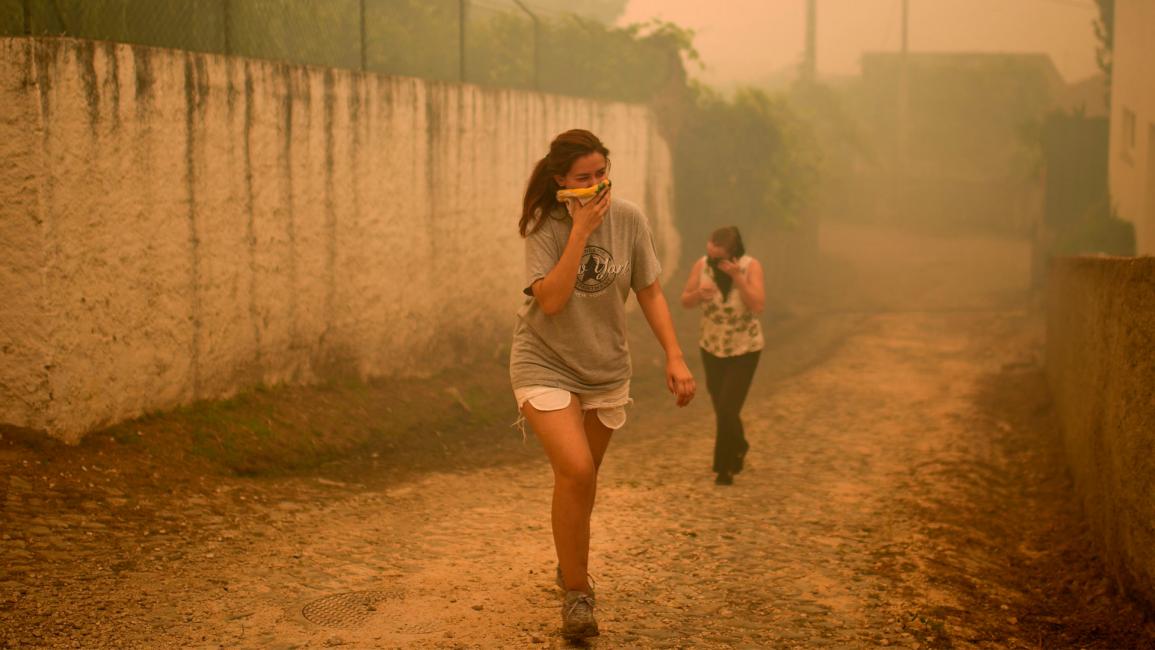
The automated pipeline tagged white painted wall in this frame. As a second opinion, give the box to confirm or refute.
[0,37,679,442]
[1109,0,1155,255]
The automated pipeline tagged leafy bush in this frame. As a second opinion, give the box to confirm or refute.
[1053,199,1135,257]
[672,84,819,250]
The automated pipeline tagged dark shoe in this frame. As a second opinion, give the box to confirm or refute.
[561,590,599,639]
[715,471,734,485]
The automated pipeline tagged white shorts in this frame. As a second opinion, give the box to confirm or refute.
[514,382,631,430]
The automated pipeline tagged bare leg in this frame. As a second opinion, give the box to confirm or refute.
[584,409,614,472]
[523,399,615,594]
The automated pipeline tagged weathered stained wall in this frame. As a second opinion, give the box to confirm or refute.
[0,37,679,442]
[1046,257,1155,612]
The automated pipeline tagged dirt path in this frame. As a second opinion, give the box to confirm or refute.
[6,308,1150,649]
[4,223,1153,648]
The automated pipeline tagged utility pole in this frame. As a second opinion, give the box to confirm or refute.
[802,0,817,84]
[512,0,540,91]
[459,0,468,83]
[896,0,909,220]
[359,0,367,71]
[222,0,232,55]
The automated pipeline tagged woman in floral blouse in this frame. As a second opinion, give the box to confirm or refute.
[680,226,765,485]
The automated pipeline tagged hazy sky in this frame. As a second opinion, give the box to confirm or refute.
[617,0,1101,86]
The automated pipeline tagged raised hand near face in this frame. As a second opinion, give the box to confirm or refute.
[716,258,742,278]
[569,188,611,239]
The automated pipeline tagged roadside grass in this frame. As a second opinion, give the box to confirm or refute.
[100,356,528,478]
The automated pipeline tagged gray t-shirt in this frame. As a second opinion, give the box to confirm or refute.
[509,198,662,393]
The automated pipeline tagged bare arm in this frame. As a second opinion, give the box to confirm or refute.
[530,190,611,315]
[679,257,710,309]
[530,228,590,316]
[636,280,696,406]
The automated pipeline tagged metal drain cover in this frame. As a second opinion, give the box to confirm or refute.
[302,590,399,628]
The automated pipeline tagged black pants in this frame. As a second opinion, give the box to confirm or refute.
[701,348,761,474]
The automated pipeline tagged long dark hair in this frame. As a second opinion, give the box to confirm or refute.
[707,226,747,301]
[520,129,610,237]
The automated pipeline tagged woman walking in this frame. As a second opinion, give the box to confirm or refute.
[510,129,696,640]
[680,226,765,485]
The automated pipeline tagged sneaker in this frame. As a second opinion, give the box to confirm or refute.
[715,471,734,485]
[561,590,599,640]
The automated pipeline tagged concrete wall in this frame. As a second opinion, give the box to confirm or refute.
[1109,0,1155,255]
[0,37,679,442]
[1046,257,1155,612]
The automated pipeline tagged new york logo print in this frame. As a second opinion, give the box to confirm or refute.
[575,245,629,295]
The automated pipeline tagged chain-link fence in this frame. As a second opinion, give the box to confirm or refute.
[0,0,681,102]
[466,0,535,89]
[3,0,228,53]
[365,0,461,82]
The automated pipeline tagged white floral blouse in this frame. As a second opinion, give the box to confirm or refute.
[698,255,764,357]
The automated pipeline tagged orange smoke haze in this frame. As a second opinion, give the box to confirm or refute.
[618,0,1100,87]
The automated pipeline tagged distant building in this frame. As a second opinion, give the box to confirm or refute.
[849,52,1064,234]
[1059,74,1109,118]
[1109,0,1155,255]
[858,52,1065,180]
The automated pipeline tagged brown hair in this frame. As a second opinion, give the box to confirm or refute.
[519,129,610,237]
[707,226,747,301]
[709,226,746,259]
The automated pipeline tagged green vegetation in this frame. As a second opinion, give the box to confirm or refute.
[536,18,693,102]
[853,53,1058,180]
[0,0,24,35]
[1051,201,1134,257]
[797,53,1071,236]
[3,0,684,101]
[1093,0,1114,106]
[230,0,362,69]
[672,83,819,251]
[517,0,627,24]
[18,0,228,53]
[104,358,523,477]
[364,1,460,81]
[1038,110,1134,257]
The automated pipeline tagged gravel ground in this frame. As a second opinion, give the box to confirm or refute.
[3,222,1152,648]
